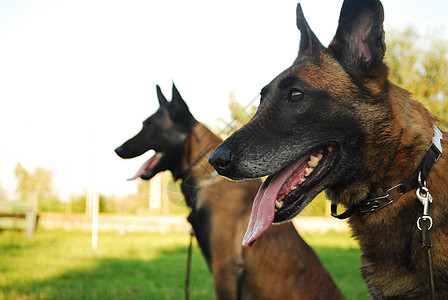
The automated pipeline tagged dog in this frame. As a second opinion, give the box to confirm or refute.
[209,0,447,299]
[115,84,344,299]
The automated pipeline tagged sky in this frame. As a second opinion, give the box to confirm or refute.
[1,0,447,200]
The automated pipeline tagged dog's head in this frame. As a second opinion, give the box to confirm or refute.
[209,0,391,246]
[115,84,196,181]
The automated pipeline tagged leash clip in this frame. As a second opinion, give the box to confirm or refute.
[416,185,433,231]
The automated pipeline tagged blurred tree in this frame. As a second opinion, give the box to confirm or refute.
[39,198,64,212]
[385,27,448,129]
[114,180,150,214]
[14,163,34,202]
[216,92,257,138]
[0,183,9,201]
[70,194,87,213]
[113,174,187,215]
[228,91,257,128]
[114,194,139,214]
[99,194,116,213]
[14,163,60,211]
[69,193,115,213]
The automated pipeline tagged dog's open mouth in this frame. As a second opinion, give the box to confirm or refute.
[127,152,164,181]
[243,144,338,247]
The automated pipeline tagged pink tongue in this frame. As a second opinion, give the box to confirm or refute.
[127,153,161,181]
[242,160,305,248]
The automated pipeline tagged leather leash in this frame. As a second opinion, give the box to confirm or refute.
[416,178,436,300]
[185,227,194,300]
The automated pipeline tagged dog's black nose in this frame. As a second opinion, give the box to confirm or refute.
[115,146,129,158]
[115,146,123,157]
[209,144,232,172]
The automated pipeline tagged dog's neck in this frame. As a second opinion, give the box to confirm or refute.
[177,122,222,208]
[348,142,448,298]
[388,84,438,180]
[181,122,222,187]
[339,84,448,297]
[329,83,439,208]
[357,83,445,213]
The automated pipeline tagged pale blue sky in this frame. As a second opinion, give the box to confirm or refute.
[0,0,447,199]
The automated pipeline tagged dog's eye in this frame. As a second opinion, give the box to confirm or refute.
[288,90,304,103]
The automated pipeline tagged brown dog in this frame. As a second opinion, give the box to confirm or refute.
[209,0,447,299]
[115,85,344,299]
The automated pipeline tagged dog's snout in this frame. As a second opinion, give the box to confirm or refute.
[115,146,125,158]
[209,145,232,172]
[115,144,139,159]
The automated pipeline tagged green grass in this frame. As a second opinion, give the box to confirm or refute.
[301,231,368,299]
[0,228,368,299]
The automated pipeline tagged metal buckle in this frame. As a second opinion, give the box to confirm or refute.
[360,184,403,213]
[386,184,405,202]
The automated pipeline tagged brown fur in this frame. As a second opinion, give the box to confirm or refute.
[347,134,448,299]
[208,1,448,299]
[186,123,344,299]
[288,49,448,299]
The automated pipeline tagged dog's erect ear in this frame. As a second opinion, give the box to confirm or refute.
[171,83,188,110]
[329,0,386,75]
[156,85,168,106]
[170,83,196,127]
[294,3,324,62]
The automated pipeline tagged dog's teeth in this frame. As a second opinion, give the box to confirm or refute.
[291,185,297,191]
[308,154,320,168]
[305,167,313,177]
[298,177,306,184]
[275,200,284,209]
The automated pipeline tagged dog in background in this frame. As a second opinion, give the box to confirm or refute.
[209,0,447,299]
[115,84,344,299]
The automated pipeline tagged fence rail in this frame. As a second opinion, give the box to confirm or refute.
[37,213,349,234]
[38,213,190,233]
[0,202,38,240]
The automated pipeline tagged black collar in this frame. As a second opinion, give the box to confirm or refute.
[331,126,443,219]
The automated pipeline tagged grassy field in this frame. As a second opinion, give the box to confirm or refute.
[0,228,368,300]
